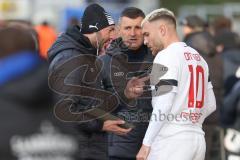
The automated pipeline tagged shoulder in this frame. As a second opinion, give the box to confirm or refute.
[49,49,80,66]
[154,48,178,66]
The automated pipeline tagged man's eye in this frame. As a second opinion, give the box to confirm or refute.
[144,33,149,37]
[135,26,141,29]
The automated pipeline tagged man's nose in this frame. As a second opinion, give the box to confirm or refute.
[130,28,136,36]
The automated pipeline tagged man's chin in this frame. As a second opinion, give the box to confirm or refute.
[151,49,158,56]
[128,45,141,50]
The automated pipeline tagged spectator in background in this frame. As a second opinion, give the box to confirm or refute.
[212,16,232,36]
[6,20,39,51]
[0,22,79,160]
[181,15,206,36]
[215,30,240,91]
[0,20,6,28]
[214,30,240,123]
[222,75,240,128]
[66,17,81,33]
[180,15,224,160]
[212,17,240,160]
[181,15,216,57]
[35,21,57,59]
[68,17,80,27]
[222,75,240,160]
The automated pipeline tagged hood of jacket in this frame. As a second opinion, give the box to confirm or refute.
[48,25,97,62]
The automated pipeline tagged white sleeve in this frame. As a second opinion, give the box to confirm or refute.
[151,52,179,94]
[142,91,176,146]
[203,88,216,118]
[154,52,178,81]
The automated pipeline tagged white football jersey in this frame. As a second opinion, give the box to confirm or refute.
[150,42,215,136]
[143,41,217,158]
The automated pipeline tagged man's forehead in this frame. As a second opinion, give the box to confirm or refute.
[105,25,115,30]
[142,21,151,30]
[120,16,143,25]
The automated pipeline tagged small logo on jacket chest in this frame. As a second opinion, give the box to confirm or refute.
[114,72,124,77]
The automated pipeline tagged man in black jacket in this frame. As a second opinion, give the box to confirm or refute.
[100,7,153,160]
[48,4,132,160]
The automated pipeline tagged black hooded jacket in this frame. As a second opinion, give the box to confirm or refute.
[0,56,52,160]
[100,38,153,158]
[0,53,81,160]
[222,80,240,130]
[48,25,108,160]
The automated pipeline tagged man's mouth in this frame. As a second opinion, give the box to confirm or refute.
[129,38,137,43]
[147,45,152,50]
[102,39,112,50]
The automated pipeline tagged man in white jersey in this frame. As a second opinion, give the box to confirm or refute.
[136,8,216,160]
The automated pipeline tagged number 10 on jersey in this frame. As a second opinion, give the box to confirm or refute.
[188,65,205,109]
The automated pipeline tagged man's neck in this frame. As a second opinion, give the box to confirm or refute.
[164,35,180,49]
[84,33,97,48]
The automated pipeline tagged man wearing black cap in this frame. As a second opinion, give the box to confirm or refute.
[47,3,126,160]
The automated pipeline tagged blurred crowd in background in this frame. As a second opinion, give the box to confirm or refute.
[0,0,240,160]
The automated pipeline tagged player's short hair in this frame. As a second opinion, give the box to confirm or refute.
[120,7,145,19]
[142,8,176,28]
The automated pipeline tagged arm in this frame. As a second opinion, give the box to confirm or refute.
[143,91,176,146]
[203,86,216,118]
[136,91,175,160]
[137,50,179,160]
[77,120,104,133]
[49,50,106,133]
[201,81,216,121]
[143,52,178,146]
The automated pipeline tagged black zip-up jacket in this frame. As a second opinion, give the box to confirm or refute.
[48,25,107,160]
[222,80,240,130]
[100,38,153,159]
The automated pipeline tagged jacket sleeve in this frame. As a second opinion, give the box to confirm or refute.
[77,120,104,133]
[221,82,240,126]
[48,49,105,133]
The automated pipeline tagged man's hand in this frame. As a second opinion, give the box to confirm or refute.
[102,120,132,135]
[136,144,151,160]
[124,76,149,99]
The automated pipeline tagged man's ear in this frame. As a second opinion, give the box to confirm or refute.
[159,24,166,36]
